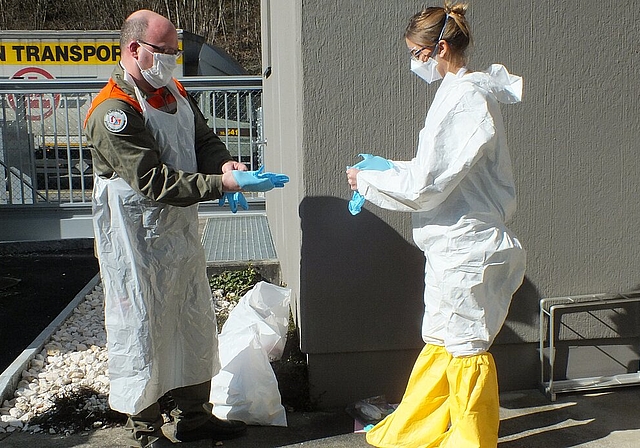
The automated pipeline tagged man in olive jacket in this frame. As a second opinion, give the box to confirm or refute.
[85,9,251,448]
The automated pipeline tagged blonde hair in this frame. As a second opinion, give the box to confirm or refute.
[405,1,471,58]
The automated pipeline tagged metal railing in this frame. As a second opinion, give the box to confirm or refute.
[0,76,263,206]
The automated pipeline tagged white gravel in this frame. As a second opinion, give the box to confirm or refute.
[0,283,236,435]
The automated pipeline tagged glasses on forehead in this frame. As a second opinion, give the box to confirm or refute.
[138,40,183,57]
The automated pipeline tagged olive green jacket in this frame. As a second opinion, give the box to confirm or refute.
[85,64,233,206]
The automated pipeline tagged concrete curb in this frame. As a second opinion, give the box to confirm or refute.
[0,273,101,405]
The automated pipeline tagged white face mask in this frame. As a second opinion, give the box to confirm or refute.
[411,57,443,84]
[137,45,178,89]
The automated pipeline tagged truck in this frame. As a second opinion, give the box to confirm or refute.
[0,30,255,195]
[0,29,247,80]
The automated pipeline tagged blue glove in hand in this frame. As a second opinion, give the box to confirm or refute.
[348,191,366,216]
[351,153,394,171]
[347,154,393,215]
[232,166,290,192]
[218,192,249,213]
[258,171,290,188]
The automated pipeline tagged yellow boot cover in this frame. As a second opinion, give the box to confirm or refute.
[365,344,499,448]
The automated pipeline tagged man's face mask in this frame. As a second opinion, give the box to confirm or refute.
[411,57,442,84]
[136,43,178,89]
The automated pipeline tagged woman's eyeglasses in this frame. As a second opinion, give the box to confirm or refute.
[409,46,430,61]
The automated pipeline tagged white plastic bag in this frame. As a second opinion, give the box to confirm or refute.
[210,281,291,426]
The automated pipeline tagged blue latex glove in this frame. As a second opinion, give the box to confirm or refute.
[351,153,394,171]
[348,191,366,216]
[347,154,393,215]
[218,192,249,213]
[232,166,290,192]
[258,171,290,188]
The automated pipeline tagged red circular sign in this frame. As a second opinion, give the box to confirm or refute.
[7,67,61,120]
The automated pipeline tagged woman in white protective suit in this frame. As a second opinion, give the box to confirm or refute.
[346,2,526,447]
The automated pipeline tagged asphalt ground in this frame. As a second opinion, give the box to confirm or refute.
[3,388,640,447]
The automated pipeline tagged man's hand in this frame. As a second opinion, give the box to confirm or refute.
[221,171,242,192]
[221,160,248,173]
[221,160,248,192]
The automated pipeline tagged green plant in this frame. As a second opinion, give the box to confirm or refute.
[209,265,262,297]
[210,265,264,331]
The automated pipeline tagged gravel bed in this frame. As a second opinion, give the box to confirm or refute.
[0,284,236,435]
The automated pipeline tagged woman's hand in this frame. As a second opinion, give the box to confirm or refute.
[346,167,360,191]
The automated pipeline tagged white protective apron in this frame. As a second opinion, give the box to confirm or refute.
[93,80,220,415]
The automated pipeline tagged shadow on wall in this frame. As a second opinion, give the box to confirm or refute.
[495,276,543,345]
[298,196,425,355]
[296,192,640,395]
[491,277,543,390]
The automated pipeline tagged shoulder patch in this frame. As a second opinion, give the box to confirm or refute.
[103,109,128,133]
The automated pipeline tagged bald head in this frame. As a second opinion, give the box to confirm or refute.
[120,9,177,49]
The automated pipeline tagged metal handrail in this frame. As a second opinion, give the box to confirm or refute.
[0,76,262,93]
[539,291,640,401]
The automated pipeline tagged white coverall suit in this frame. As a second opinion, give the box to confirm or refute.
[360,65,526,447]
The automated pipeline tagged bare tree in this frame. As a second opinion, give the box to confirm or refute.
[0,0,261,73]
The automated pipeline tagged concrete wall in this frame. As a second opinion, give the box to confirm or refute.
[260,1,304,323]
[262,0,640,408]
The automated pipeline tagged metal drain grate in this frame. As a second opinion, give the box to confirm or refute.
[201,214,277,263]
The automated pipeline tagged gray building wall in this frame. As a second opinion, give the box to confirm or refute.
[262,0,640,408]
